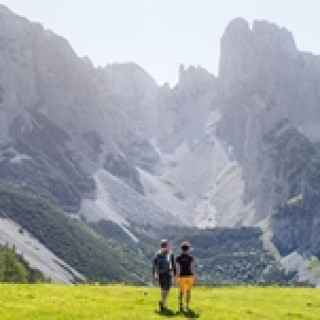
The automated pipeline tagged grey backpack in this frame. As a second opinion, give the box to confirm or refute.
[156,253,172,275]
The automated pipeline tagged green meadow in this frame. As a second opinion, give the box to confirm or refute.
[0,284,319,319]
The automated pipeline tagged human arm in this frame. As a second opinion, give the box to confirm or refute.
[153,255,158,280]
[171,254,177,276]
[175,256,180,283]
[191,260,196,285]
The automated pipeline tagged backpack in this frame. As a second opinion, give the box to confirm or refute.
[156,252,172,275]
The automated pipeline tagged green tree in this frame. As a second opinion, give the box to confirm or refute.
[0,245,27,283]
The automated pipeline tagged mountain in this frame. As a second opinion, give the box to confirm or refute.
[0,243,46,283]
[0,5,320,284]
[218,18,320,222]
[0,180,151,283]
[215,18,320,283]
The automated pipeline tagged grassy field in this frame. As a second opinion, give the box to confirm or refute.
[0,284,319,319]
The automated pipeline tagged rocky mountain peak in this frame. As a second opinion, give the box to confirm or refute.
[219,18,254,87]
[222,17,251,37]
[175,64,215,98]
[0,4,14,16]
[219,18,299,90]
[102,62,158,100]
[178,64,214,86]
[251,20,297,55]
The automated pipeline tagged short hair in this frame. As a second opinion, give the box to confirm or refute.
[160,239,168,248]
[181,241,190,251]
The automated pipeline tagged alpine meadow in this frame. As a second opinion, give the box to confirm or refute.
[0,285,320,320]
[1,1,320,319]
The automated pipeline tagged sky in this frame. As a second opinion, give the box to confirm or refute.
[1,0,320,85]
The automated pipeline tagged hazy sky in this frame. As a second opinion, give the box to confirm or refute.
[1,1,320,85]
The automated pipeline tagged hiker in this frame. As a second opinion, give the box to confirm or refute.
[153,239,176,312]
[176,241,195,312]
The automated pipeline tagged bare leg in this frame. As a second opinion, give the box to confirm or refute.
[179,291,184,311]
[161,289,169,307]
[186,290,191,309]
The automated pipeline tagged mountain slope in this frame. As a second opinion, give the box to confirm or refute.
[1,5,320,284]
[217,18,320,223]
[0,180,149,283]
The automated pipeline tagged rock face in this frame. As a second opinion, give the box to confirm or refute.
[215,18,320,282]
[0,110,95,213]
[1,5,320,281]
[271,139,320,257]
[217,18,320,224]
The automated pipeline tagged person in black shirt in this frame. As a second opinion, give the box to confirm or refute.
[176,241,195,312]
[153,239,176,312]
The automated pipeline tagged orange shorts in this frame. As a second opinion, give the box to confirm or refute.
[178,276,194,292]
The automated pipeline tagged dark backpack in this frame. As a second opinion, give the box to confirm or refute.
[156,252,172,275]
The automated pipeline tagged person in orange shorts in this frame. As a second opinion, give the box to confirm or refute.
[176,241,195,312]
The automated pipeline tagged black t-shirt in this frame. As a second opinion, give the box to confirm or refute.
[176,253,194,276]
